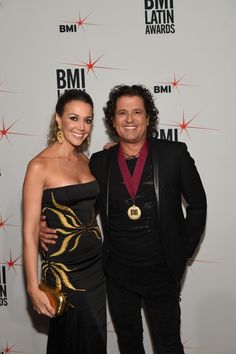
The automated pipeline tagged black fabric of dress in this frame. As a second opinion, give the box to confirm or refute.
[41,181,106,354]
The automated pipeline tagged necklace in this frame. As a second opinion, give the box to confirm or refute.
[122,149,142,160]
[123,153,139,160]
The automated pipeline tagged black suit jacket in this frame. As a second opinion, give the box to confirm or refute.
[89,138,207,281]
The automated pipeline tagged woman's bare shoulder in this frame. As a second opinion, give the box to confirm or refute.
[26,147,54,172]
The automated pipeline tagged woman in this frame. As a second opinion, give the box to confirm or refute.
[23,89,106,354]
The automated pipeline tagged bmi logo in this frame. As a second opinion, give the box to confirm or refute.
[158,128,178,141]
[58,12,101,33]
[56,68,85,97]
[0,266,7,306]
[153,73,197,94]
[144,0,175,34]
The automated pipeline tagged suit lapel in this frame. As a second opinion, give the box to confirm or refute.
[149,138,160,214]
[105,144,119,222]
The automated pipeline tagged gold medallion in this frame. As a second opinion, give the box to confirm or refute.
[127,205,141,220]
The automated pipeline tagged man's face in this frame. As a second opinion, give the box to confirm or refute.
[113,95,149,144]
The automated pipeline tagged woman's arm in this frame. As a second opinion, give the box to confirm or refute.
[23,159,55,317]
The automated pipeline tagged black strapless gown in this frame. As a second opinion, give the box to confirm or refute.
[41,181,106,354]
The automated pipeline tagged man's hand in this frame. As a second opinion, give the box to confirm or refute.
[39,215,57,251]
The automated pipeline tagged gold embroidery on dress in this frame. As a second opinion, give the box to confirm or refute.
[42,260,85,291]
[42,192,101,258]
[42,192,101,292]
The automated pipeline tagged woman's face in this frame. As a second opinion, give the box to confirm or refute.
[56,99,93,147]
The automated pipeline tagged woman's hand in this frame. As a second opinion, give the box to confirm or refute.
[29,286,56,318]
[103,141,117,150]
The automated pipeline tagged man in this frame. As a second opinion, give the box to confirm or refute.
[40,84,207,354]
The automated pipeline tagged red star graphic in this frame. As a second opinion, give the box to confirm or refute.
[157,73,197,93]
[192,258,221,264]
[0,216,18,231]
[161,111,218,138]
[0,251,23,272]
[0,81,17,94]
[2,342,26,354]
[187,257,221,274]
[63,12,101,31]
[188,258,221,269]
[3,344,16,353]
[63,50,123,78]
[0,118,36,144]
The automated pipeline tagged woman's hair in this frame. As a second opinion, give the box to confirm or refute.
[103,84,159,139]
[48,89,94,145]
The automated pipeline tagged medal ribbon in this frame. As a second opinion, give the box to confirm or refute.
[117,140,148,201]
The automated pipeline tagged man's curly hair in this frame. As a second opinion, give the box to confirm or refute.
[103,84,159,138]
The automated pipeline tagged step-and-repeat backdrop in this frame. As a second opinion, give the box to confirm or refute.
[0,1,235,353]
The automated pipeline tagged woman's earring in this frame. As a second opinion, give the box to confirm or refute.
[56,129,64,144]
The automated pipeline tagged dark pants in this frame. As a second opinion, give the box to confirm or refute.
[106,261,185,354]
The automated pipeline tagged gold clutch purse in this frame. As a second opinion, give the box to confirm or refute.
[39,281,68,316]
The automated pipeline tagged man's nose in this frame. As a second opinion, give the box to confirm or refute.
[126,113,133,122]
